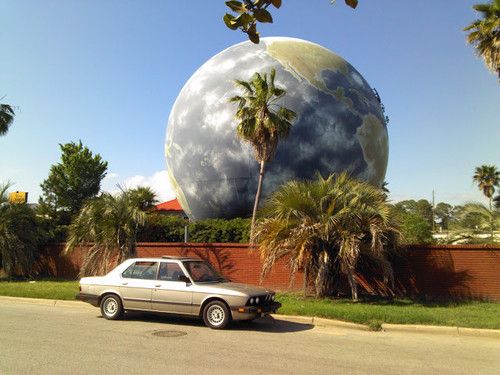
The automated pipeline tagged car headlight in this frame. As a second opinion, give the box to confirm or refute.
[249,298,254,305]
[271,295,275,301]
[255,297,260,304]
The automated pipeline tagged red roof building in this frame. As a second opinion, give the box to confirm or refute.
[155,198,184,214]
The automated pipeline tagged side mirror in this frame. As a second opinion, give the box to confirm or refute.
[178,275,191,284]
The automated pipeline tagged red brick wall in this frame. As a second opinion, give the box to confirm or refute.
[39,243,500,300]
[397,245,500,300]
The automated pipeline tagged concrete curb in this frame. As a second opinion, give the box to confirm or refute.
[273,314,369,331]
[273,313,500,339]
[1,296,498,339]
[0,296,94,309]
[381,323,500,339]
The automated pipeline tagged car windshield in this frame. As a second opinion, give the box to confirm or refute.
[183,261,226,283]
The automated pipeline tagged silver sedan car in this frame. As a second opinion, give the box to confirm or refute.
[77,256,281,329]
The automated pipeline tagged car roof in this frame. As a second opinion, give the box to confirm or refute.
[128,256,202,262]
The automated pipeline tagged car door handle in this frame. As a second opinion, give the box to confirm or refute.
[155,284,161,288]
[121,282,128,285]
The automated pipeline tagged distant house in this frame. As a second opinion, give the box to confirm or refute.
[155,198,186,218]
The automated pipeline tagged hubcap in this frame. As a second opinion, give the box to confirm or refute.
[207,305,225,326]
[105,298,117,316]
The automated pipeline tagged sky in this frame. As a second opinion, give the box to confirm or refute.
[1,0,499,207]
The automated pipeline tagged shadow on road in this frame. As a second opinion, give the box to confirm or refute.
[118,312,313,333]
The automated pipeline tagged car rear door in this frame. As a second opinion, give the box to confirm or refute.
[119,261,158,311]
[151,261,193,314]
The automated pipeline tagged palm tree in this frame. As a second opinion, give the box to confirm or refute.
[253,172,400,300]
[229,68,297,240]
[494,193,500,209]
[65,187,157,276]
[0,103,15,136]
[464,0,500,80]
[0,183,39,277]
[473,165,500,212]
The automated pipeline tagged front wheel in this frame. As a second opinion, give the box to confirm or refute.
[203,301,231,329]
[100,294,123,320]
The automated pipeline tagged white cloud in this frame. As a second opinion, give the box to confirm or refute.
[103,172,119,180]
[104,170,176,203]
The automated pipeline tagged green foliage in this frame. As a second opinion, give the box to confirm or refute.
[188,218,250,243]
[398,211,433,245]
[223,0,358,44]
[392,200,434,244]
[38,141,108,225]
[464,0,500,80]
[137,215,250,243]
[254,172,400,300]
[66,187,157,276]
[137,214,186,242]
[434,202,453,230]
[0,103,15,136]
[229,69,296,164]
[0,183,41,277]
[473,164,500,201]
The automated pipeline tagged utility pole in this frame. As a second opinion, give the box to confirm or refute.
[432,190,436,232]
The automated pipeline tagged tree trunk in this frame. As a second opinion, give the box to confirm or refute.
[315,251,331,298]
[347,268,358,302]
[250,160,266,243]
[303,263,308,298]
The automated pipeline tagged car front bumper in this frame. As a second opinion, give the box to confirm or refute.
[231,301,282,320]
[76,292,100,307]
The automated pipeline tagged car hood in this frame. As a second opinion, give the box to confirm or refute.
[193,282,272,296]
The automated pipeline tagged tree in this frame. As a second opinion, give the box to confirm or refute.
[393,199,433,227]
[494,193,500,209]
[434,202,453,230]
[391,200,434,244]
[65,187,157,276]
[0,103,15,136]
[224,0,359,44]
[397,211,433,244]
[473,164,500,213]
[38,141,108,225]
[253,172,400,300]
[229,68,296,240]
[0,183,39,277]
[464,0,500,80]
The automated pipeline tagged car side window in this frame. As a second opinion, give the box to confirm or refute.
[122,261,158,280]
[158,262,185,281]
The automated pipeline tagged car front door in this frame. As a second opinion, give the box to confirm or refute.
[151,262,193,314]
[119,261,158,311]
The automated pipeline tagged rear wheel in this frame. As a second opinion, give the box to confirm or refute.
[100,294,123,320]
[203,301,231,329]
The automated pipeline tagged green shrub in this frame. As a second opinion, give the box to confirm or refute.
[137,214,250,243]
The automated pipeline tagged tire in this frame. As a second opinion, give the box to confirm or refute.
[100,294,123,320]
[202,300,231,329]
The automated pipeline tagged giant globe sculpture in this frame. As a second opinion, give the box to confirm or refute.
[165,37,388,220]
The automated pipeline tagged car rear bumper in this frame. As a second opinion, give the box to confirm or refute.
[231,301,282,320]
[76,293,100,307]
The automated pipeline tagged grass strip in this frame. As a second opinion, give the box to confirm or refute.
[277,293,500,329]
[0,280,78,300]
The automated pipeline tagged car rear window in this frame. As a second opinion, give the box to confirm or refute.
[122,261,158,280]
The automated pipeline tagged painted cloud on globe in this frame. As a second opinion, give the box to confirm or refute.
[165,37,388,219]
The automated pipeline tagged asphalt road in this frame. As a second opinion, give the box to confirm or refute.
[0,299,499,375]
